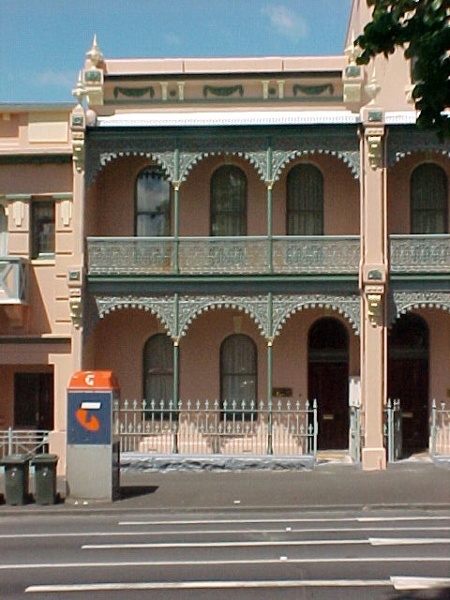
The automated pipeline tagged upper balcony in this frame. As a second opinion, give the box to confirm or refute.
[86,234,450,280]
[0,257,29,304]
[390,235,450,275]
[87,235,360,277]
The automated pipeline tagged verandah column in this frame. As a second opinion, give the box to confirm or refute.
[266,293,274,454]
[266,143,274,273]
[360,109,388,470]
[172,146,180,273]
[172,293,180,453]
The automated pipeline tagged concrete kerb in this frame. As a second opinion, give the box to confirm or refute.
[0,456,449,514]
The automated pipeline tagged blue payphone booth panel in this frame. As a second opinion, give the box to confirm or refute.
[67,391,112,445]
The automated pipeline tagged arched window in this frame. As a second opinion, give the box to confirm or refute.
[220,334,257,412]
[287,164,324,235]
[136,167,171,236]
[410,164,448,234]
[0,205,7,256]
[143,334,173,406]
[211,165,247,236]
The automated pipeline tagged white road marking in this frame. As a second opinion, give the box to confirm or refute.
[2,525,450,539]
[2,556,449,571]
[83,539,369,549]
[119,515,450,526]
[25,579,391,593]
[369,537,450,546]
[391,576,450,590]
[359,516,450,522]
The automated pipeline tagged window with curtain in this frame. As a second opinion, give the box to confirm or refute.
[136,166,171,236]
[410,164,448,234]
[210,165,247,236]
[220,334,257,415]
[287,164,324,235]
[143,334,174,409]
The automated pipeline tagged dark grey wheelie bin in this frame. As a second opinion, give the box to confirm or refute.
[31,454,59,505]
[1,454,30,505]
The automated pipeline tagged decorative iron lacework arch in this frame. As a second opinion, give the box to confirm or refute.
[94,295,175,337]
[98,151,173,182]
[92,293,361,340]
[271,149,360,182]
[271,295,361,337]
[387,127,450,168]
[389,291,450,327]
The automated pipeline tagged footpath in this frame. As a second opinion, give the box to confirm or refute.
[1,455,449,513]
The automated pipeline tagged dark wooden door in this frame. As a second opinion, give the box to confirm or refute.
[388,313,429,456]
[388,358,429,454]
[14,372,54,430]
[309,362,349,449]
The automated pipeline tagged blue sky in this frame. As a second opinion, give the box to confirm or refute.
[1,0,352,104]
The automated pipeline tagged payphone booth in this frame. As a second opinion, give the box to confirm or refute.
[67,371,120,501]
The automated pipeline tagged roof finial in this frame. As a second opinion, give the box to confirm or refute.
[72,71,86,104]
[365,63,381,105]
[86,34,103,68]
[345,30,360,65]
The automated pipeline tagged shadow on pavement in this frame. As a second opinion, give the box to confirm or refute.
[389,587,450,599]
[119,485,159,500]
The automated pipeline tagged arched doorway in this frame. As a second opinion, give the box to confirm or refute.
[308,318,349,450]
[388,313,429,455]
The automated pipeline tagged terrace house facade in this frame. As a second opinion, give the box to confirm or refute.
[0,1,449,472]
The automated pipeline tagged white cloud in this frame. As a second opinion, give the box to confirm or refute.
[35,69,77,89]
[164,32,182,47]
[262,4,308,43]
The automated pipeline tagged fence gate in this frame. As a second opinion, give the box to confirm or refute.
[431,400,450,458]
[348,376,361,463]
[349,406,361,463]
[385,399,402,462]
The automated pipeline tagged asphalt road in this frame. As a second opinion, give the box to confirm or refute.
[1,508,450,599]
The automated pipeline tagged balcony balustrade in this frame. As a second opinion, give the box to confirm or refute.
[86,235,361,276]
[390,235,450,274]
[0,257,29,304]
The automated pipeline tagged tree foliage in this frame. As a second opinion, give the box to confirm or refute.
[355,0,450,138]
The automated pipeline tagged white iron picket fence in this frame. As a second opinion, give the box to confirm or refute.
[114,398,318,457]
[431,400,450,457]
[0,428,50,459]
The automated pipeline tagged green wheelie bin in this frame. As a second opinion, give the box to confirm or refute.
[1,454,30,505]
[31,454,59,505]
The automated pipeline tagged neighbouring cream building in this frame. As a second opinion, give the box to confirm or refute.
[1,0,449,473]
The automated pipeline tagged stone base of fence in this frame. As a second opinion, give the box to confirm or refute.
[120,452,316,473]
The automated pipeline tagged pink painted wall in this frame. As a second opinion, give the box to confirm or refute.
[1,164,72,195]
[87,305,360,405]
[91,154,359,236]
[388,155,450,234]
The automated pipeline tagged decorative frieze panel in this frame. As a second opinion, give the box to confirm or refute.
[90,292,361,340]
[85,127,360,187]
